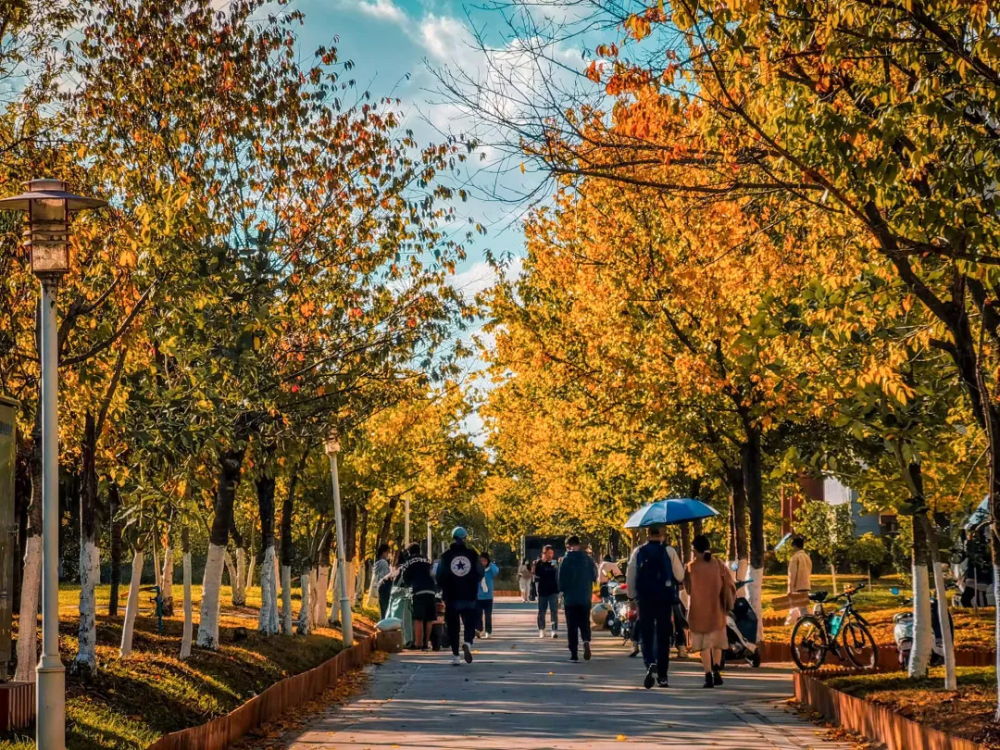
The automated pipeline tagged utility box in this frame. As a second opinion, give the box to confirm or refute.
[0,397,16,681]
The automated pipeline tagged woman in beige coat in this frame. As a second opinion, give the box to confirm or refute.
[684,535,736,688]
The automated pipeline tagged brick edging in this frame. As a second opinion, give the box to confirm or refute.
[146,627,379,750]
[793,671,988,750]
[758,641,994,669]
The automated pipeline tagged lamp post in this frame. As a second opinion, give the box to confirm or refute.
[324,435,353,646]
[0,179,106,750]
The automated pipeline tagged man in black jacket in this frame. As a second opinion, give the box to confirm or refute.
[534,545,560,638]
[435,527,483,665]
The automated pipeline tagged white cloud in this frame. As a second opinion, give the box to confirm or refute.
[356,0,406,23]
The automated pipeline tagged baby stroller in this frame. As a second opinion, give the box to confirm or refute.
[722,580,761,668]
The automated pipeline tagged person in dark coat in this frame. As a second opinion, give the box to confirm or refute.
[558,535,598,662]
[435,527,483,665]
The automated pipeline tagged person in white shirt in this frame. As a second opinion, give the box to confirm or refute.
[598,555,623,600]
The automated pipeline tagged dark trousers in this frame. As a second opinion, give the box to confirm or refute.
[537,593,559,630]
[639,599,674,680]
[445,601,477,655]
[378,585,391,620]
[565,604,591,658]
[477,598,494,634]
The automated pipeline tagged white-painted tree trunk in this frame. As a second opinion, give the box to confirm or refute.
[734,557,749,595]
[234,547,247,606]
[120,550,144,657]
[749,566,764,642]
[297,572,312,635]
[15,535,42,682]
[931,561,956,690]
[280,564,293,635]
[180,551,193,659]
[829,563,838,595]
[258,545,280,635]
[346,559,358,604]
[908,563,933,678]
[329,559,339,624]
[274,553,280,591]
[994,565,1000,719]
[224,550,238,606]
[152,543,161,591]
[161,543,174,612]
[245,550,256,592]
[197,543,226,649]
[313,565,330,625]
[73,540,100,672]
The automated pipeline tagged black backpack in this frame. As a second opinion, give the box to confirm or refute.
[635,543,677,603]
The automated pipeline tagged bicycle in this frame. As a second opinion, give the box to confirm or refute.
[790,583,878,671]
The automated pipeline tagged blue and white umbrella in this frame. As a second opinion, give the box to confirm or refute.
[624,498,719,528]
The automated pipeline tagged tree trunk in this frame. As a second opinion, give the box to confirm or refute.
[161,529,174,617]
[357,507,369,599]
[230,521,246,607]
[909,514,934,678]
[297,572,312,635]
[742,425,765,642]
[180,525,193,659]
[108,481,123,616]
[120,547,144,657]
[15,420,43,684]
[245,524,256,591]
[280,460,296,635]
[679,521,691,565]
[345,505,359,603]
[256,471,279,634]
[73,412,100,676]
[376,495,400,552]
[313,529,332,625]
[13,449,29,613]
[197,449,244,649]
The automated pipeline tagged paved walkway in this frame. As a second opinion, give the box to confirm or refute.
[283,599,848,750]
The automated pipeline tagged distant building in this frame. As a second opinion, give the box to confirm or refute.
[781,476,896,538]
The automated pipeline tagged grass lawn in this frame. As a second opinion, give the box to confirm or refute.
[824,667,1000,748]
[0,583,370,750]
[759,574,996,649]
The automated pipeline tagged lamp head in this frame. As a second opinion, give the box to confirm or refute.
[0,179,106,278]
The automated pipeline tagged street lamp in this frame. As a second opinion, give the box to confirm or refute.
[0,179,106,750]
[324,434,353,647]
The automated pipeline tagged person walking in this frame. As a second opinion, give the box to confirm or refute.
[370,544,392,619]
[627,526,684,689]
[786,536,812,625]
[435,527,483,665]
[477,552,500,638]
[401,542,436,650]
[517,559,533,602]
[685,535,736,689]
[534,545,560,638]
[559,535,598,662]
[386,548,415,648]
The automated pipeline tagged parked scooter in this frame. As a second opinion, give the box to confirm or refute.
[604,578,636,643]
[893,586,955,668]
[722,576,762,668]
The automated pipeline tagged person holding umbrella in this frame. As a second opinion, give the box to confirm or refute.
[627,526,685,688]
[623,498,718,688]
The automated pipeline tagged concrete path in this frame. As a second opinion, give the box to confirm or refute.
[283,599,849,750]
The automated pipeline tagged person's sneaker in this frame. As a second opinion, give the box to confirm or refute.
[476,630,484,638]
[713,668,723,686]
[702,673,715,689]
[569,655,579,663]
[550,630,558,639]
[677,646,688,659]
[452,655,462,666]
[482,632,490,640]
[657,678,669,688]
[463,643,473,664]
[643,664,656,690]
[539,629,546,638]
[583,642,592,661]
[628,645,640,658]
